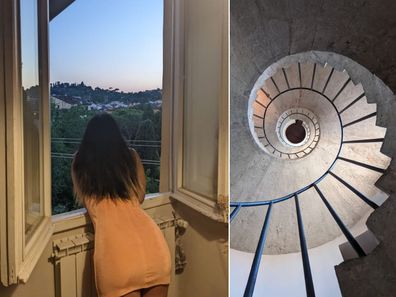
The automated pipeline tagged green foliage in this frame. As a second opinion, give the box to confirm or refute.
[51,86,162,215]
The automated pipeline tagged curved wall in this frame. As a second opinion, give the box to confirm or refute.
[231,1,396,296]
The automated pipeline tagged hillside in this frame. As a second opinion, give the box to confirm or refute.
[50,81,162,105]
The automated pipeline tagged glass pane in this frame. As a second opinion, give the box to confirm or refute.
[21,0,43,241]
[49,1,164,214]
[182,0,221,199]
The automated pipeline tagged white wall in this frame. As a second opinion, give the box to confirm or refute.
[231,214,371,297]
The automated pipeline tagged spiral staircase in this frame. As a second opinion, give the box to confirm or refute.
[230,53,393,297]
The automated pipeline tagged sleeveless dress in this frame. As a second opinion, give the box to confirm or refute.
[80,150,171,297]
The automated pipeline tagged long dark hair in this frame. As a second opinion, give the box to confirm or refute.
[71,113,140,202]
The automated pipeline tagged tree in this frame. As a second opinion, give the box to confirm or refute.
[50,84,162,214]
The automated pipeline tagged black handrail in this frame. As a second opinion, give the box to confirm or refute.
[229,155,383,208]
[260,86,343,160]
[258,110,320,159]
[342,138,384,144]
[230,205,242,222]
[232,64,388,295]
[339,93,365,114]
[338,157,386,173]
[329,171,379,209]
[322,67,334,93]
[342,112,377,128]
[295,194,316,297]
[313,184,366,257]
[244,203,273,297]
[332,78,351,103]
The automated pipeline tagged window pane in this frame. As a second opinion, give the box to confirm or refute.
[21,0,43,241]
[182,0,221,199]
[50,1,164,214]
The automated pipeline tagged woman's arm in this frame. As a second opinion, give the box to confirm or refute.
[130,148,146,203]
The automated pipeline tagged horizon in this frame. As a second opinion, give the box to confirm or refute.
[50,0,163,93]
[50,81,162,94]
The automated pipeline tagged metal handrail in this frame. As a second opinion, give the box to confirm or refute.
[256,109,320,158]
[232,63,388,297]
[235,79,344,207]
[259,87,342,159]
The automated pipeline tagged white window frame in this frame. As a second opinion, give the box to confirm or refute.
[0,0,8,286]
[45,0,173,220]
[169,0,229,222]
[0,0,53,286]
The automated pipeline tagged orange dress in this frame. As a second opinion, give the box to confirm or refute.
[81,151,171,297]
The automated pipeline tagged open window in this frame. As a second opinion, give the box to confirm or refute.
[49,1,165,215]
[169,0,229,222]
[0,0,228,286]
[1,0,52,285]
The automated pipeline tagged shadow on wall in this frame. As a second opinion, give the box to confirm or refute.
[0,242,55,297]
[171,200,228,297]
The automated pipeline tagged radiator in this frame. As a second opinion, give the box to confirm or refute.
[52,217,177,297]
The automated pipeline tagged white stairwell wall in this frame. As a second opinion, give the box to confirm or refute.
[230,211,371,297]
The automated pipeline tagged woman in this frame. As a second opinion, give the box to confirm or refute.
[71,113,171,297]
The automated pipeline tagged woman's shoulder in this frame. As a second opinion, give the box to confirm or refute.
[129,147,140,159]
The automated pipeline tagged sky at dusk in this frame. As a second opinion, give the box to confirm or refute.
[50,0,163,92]
[21,0,39,89]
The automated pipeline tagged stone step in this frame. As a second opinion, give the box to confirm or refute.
[339,142,390,173]
[283,63,300,89]
[300,62,315,89]
[375,157,396,195]
[340,96,376,125]
[271,66,289,92]
[262,74,280,99]
[316,175,372,237]
[366,193,396,259]
[298,184,354,249]
[343,116,386,141]
[331,160,388,207]
[380,100,396,157]
[312,63,333,92]
[323,69,350,100]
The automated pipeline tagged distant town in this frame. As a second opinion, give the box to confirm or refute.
[50,81,162,111]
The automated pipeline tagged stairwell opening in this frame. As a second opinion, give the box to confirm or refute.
[285,120,306,144]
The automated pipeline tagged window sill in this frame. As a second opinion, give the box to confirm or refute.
[171,190,226,222]
[51,192,172,233]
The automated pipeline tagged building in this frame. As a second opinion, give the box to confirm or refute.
[51,96,75,109]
